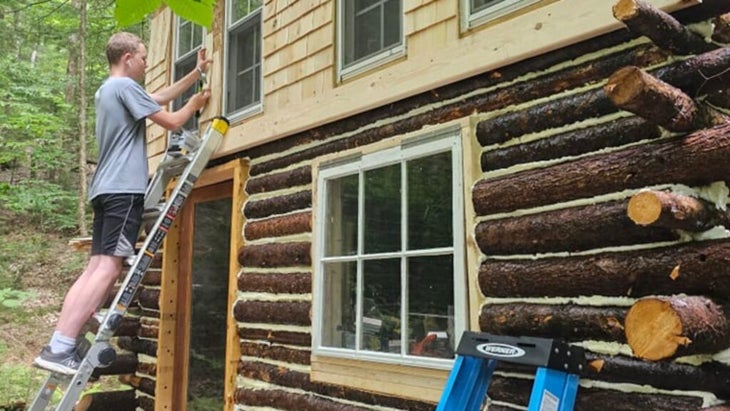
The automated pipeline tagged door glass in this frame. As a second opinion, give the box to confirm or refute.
[188,197,231,410]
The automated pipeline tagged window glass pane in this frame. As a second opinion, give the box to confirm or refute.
[188,198,231,409]
[471,0,519,15]
[231,0,263,22]
[227,14,262,113]
[178,20,192,57]
[364,164,401,253]
[173,56,199,130]
[325,174,359,256]
[383,0,401,48]
[407,255,455,359]
[322,261,357,348]
[362,258,401,353]
[407,151,452,249]
[352,6,381,63]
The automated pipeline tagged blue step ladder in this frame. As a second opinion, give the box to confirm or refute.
[437,331,585,411]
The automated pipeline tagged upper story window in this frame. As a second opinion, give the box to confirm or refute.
[463,0,540,30]
[313,129,466,368]
[225,0,263,120]
[338,0,404,81]
[173,17,205,131]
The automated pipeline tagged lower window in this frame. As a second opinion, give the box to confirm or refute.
[313,128,466,368]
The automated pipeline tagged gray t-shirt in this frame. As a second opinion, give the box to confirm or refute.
[88,76,161,200]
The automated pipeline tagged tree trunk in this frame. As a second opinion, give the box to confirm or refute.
[605,66,728,131]
[625,295,730,360]
[76,0,88,235]
[627,190,730,231]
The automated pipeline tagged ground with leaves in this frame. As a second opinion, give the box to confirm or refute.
[0,223,86,405]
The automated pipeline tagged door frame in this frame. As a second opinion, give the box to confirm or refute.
[155,159,248,411]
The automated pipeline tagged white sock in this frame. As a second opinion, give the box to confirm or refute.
[49,331,76,354]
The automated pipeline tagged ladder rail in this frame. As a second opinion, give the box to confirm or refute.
[27,117,229,411]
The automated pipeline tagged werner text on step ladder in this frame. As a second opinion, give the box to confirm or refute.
[29,31,219,411]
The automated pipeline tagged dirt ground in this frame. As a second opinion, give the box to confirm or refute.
[0,231,84,366]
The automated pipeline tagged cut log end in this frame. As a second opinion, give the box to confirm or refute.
[625,299,687,360]
[613,0,640,21]
[627,191,663,225]
[605,66,644,105]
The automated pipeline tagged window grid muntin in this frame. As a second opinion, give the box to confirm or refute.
[315,130,464,368]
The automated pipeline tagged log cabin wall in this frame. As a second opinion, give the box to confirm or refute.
[127,1,730,411]
[231,3,730,411]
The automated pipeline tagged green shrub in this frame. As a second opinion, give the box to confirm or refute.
[0,180,78,233]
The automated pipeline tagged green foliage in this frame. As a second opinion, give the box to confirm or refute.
[0,180,78,233]
[0,288,35,309]
[115,0,216,29]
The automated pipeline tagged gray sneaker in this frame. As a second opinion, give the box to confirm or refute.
[33,346,82,375]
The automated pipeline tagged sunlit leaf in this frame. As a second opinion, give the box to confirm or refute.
[114,0,163,27]
[164,0,216,29]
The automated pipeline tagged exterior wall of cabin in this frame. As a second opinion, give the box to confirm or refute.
[114,1,730,410]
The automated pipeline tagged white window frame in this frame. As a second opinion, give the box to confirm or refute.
[461,0,541,31]
[172,16,206,130]
[312,127,466,370]
[224,0,264,121]
[337,0,405,82]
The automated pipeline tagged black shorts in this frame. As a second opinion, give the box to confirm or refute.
[90,194,144,257]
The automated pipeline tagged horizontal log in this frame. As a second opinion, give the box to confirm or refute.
[240,341,311,364]
[92,352,138,377]
[244,190,311,220]
[238,361,434,411]
[479,303,627,342]
[476,44,730,147]
[628,190,730,231]
[625,295,730,360]
[238,241,311,268]
[476,89,616,146]
[713,14,730,43]
[236,388,371,411]
[473,122,730,215]
[246,165,312,193]
[479,239,730,299]
[141,269,161,286]
[234,300,311,326]
[87,316,140,337]
[138,318,159,339]
[238,272,312,294]
[475,199,677,254]
[583,353,730,399]
[488,376,703,410]
[119,374,155,396]
[244,211,312,241]
[137,361,156,377]
[76,389,137,411]
[699,407,730,411]
[137,396,153,411]
[137,288,159,310]
[481,116,661,172]
[605,66,728,131]
[117,336,158,357]
[613,0,716,55]
[239,327,311,346]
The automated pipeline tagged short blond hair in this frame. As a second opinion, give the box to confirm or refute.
[106,32,143,66]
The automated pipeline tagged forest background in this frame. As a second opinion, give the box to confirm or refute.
[0,0,213,406]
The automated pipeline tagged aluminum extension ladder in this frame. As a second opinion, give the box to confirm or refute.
[28,116,230,411]
[437,331,585,411]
